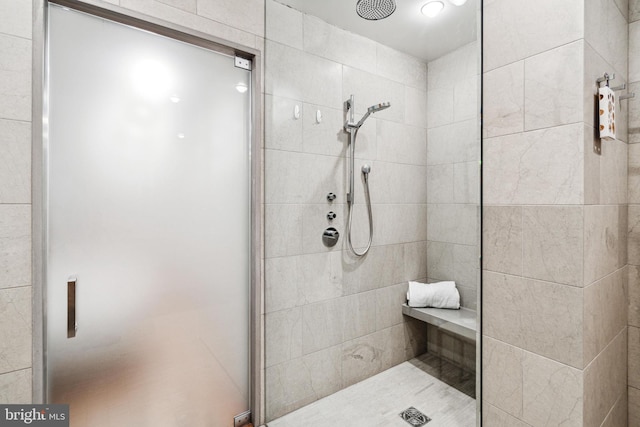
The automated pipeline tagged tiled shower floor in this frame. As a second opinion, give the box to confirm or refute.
[266,353,477,427]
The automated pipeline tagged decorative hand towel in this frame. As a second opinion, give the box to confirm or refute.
[406,280,460,309]
[599,86,616,141]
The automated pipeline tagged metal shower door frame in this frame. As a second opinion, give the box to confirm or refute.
[31,0,265,424]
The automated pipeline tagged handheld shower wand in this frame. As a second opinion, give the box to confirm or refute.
[344,95,390,257]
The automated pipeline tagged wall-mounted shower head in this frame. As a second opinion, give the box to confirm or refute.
[355,101,392,128]
[356,0,397,21]
[367,102,391,113]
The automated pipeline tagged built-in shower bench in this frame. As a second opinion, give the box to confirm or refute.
[401,304,477,342]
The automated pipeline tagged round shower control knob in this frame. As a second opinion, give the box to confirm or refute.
[327,211,337,221]
[322,227,340,247]
[327,193,337,202]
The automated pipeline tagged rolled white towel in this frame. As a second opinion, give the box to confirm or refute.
[406,280,460,309]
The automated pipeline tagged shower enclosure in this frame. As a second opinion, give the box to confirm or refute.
[264,0,481,424]
[41,3,258,426]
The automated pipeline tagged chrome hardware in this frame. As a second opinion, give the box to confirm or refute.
[327,192,337,202]
[323,227,340,247]
[327,211,337,221]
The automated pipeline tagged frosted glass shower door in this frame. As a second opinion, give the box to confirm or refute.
[46,5,251,426]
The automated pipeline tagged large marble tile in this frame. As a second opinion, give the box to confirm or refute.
[629,144,640,204]
[630,386,640,426]
[402,241,428,282]
[630,82,640,144]
[583,269,627,366]
[0,0,31,39]
[585,0,628,82]
[426,87,454,129]
[342,291,377,342]
[631,21,640,83]
[524,41,583,131]
[620,208,628,269]
[628,206,640,265]
[427,119,478,166]
[302,298,344,355]
[483,0,583,71]
[427,204,478,246]
[630,266,640,328]
[265,150,344,204]
[426,241,454,281]
[599,139,628,205]
[584,330,627,427]
[302,54,343,109]
[156,0,195,13]
[265,40,305,101]
[265,345,342,420]
[376,44,427,91]
[482,206,522,276]
[371,204,428,246]
[0,34,31,122]
[453,76,478,123]
[0,119,30,204]
[265,95,303,152]
[483,272,584,368]
[428,42,478,92]
[632,0,640,22]
[265,307,303,368]
[120,0,257,48]
[600,391,628,427]
[483,337,523,418]
[342,244,405,295]
[377,120,427,166]
[405,87,428,129]
[630,326,640,389]
[342,66,405,123]
[265,252,342,313]
[266,0,303,50]
[482,61,524,138]
[453,161,479,205]
[523,206,583,287]
[0,287,31,374]
[302,104,348,158]
[265,204,303,259]
[303,14,377,73]
[375,283,407,331]
[483,123,584,205]
[584,206,620,286]
[196,0,264,36]
[368,162,428,204]
[482,402,530,427]
[0,369,31,404]
[453,244,479,290]
[522,351,583,426]
[426,164,454,204]
[0,205,30,290]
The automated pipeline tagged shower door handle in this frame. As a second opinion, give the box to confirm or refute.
[67,277,77,338]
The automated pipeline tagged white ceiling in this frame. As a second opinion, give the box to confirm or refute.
[274,0,478,62]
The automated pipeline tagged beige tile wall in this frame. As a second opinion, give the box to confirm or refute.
[629,1,640,424]
[483,0,628,425]
[426,42,480,311]
[0,0,34,404]
[263,0,432,419]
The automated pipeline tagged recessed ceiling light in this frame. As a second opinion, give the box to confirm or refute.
[235,82,248,93]
[421,1,444,17]
[449,0,467,5]
[169,95,180,103]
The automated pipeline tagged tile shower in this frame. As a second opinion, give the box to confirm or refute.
[1,0,639,426]
[264,0,479,421]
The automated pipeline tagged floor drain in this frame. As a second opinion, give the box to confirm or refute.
[399,407,431,426]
